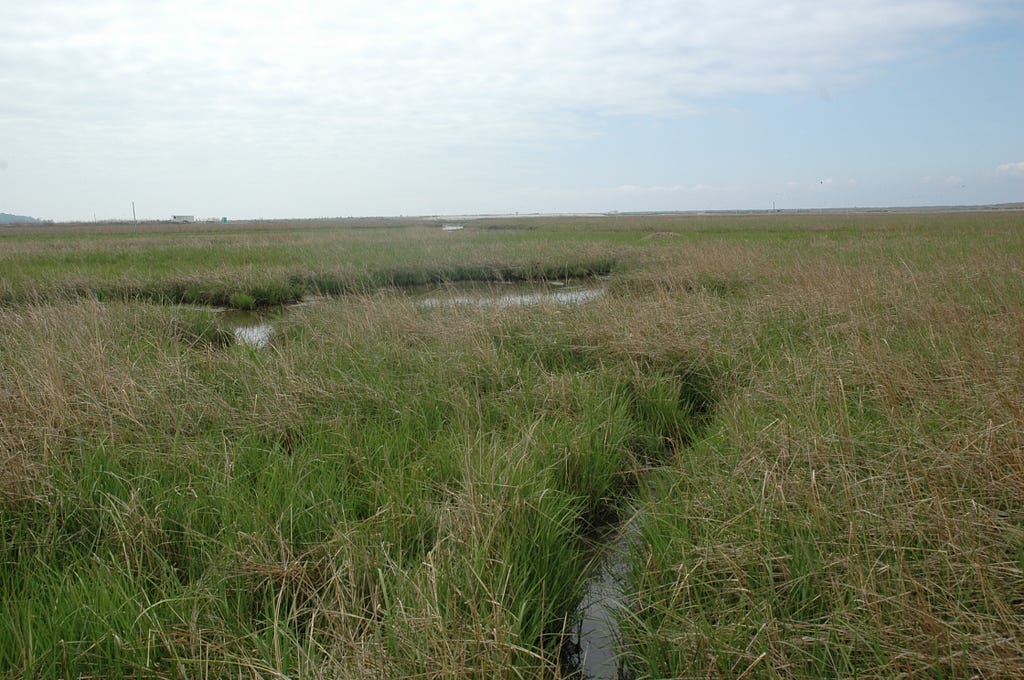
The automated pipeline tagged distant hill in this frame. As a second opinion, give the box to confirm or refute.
[0,212,40,224]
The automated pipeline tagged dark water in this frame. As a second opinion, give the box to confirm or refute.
[568,522,636,679]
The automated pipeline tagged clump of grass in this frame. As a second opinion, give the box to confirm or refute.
[228,291,256,310]
[172,308,234,347]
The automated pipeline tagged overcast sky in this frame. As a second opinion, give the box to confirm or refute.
[2,1,1022,221]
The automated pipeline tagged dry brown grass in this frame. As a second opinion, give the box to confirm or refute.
[603,218,1024,677]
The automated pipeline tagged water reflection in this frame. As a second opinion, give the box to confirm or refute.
[220,310,274,348]
[232,323,273,348]
[206,282,605,348]
[416,283,605,308]
[572,523,635,680]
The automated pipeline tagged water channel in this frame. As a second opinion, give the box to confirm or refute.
[569,521,637,679]
[214,283,606,348]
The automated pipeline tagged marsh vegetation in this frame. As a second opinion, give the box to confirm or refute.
[2,212,1023,678]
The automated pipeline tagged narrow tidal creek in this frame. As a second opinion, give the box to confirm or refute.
[570,522,637,679]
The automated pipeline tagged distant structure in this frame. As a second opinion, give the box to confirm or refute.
[171,215,195,223]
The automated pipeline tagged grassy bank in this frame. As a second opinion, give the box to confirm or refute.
[2,211,1024,677]
[0,219,618,308]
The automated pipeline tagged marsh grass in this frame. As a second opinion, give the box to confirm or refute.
[0,291,696,678]
[2,211,1024,677]
[0,221,618,308]
[603,216,1024,679]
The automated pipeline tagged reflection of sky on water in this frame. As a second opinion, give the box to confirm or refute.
[418,286,604,308]
[573,524,635,680]
[219,309,276,348]
[232,324,272,348]
[213,283,604,348]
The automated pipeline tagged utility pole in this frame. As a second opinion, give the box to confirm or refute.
[132,201,137,231]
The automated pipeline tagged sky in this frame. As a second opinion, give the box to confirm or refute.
[1,0,1022,221]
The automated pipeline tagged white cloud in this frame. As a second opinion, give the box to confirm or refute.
[0,0,992,151]
[996,161,1024,176]
[0,0,1008,218]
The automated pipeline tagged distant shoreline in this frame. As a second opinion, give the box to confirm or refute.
[7,202,1023,226]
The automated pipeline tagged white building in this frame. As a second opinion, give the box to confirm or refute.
[171,215,195,223]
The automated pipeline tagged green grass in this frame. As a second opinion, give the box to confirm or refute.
[0,294,697,677]
[2,210,1024,677]
[0,219,619,308]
